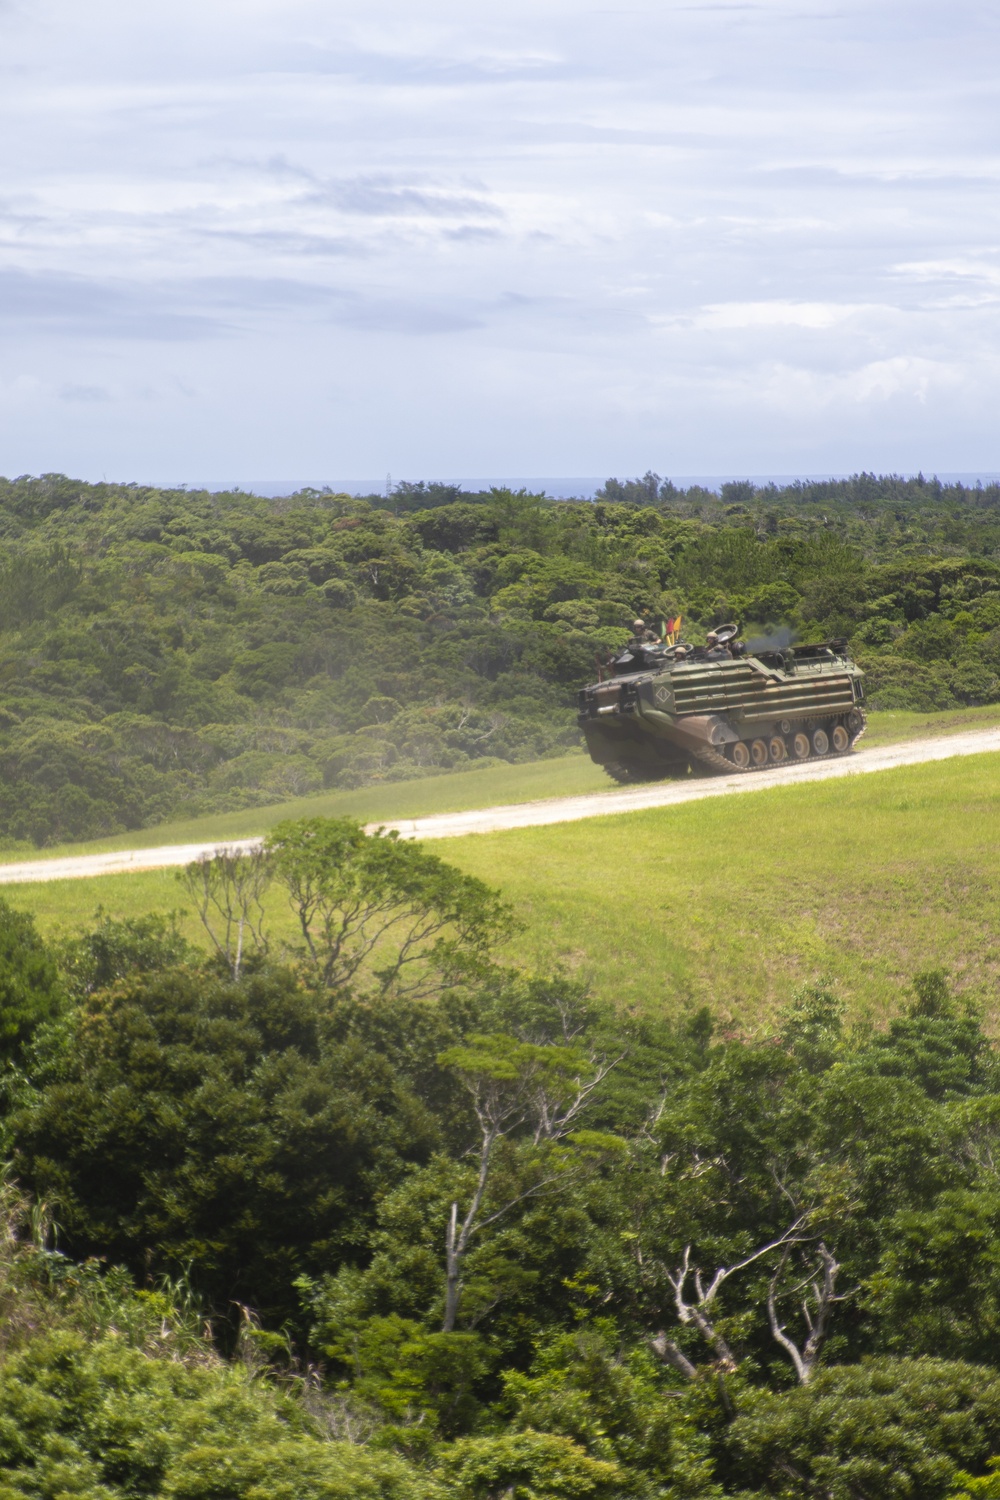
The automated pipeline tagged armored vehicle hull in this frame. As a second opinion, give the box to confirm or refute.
[578,642,866,781]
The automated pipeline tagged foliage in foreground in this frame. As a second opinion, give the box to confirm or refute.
[0,852,999,1493]
[0,1331,441,1500]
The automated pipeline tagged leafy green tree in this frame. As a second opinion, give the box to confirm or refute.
[0,1330,440,1500]
[0,900,63,1064]
[502,1326,720,1497]
[868,1190,1000,1361]
[57,908,195,997]
[950,1458,1000,1497]
[437,1031,622,1331]
[10,966,438,1322]
[319,1312,493,1447]
[726,1358,1000,1499]
[436,1430,622,1500]
[267,818,516,997]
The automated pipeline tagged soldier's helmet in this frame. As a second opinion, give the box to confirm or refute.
[632,619,645,633]
[705,631,718,645]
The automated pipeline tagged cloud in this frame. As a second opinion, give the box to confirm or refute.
[198,228,370,258]
[0,0,998,475]
[894,259,1000,286]
[0,266,491,343]
[317,176,502,220]
[0,271,228,340]
[681,301,876,330]
[213,156,503,222]
[334,300,483,334]
[59,383,111,402]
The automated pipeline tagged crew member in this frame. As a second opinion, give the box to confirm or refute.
[630,617,661,645]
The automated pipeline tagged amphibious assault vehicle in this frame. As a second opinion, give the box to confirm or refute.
[578,624,866,781]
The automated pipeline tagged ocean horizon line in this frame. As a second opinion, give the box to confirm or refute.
[176,471,1000,500]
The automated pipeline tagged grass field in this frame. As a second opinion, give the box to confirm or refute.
[5,702,1000,866]
[9,747,1000,1031]
[1,754,610,861]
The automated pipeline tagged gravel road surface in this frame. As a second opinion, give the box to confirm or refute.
[2,725,998,885]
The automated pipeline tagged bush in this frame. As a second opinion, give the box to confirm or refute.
[727,1358,1000,1499]
[0,1330,440,1500]
[0,901,63,1064]
[11,966,438,1322]
[437,1431,622,1500]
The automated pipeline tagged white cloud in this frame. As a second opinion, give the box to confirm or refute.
[894,258,1000,286]
[0,0,998,478]
[680,301,877,331]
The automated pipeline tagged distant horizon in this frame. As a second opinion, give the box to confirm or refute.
[183,472,1000,501]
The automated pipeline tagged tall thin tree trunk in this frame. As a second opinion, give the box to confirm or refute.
[442,1127,496,1333]
[443,1202,460,1333]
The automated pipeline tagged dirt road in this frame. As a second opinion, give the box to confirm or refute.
[2,725,998,885]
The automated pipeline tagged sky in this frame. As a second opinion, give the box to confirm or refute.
[1,0,999,486]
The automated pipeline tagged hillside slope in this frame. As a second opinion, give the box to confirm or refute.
[8,750,999,1026]
[2,470,1000,845]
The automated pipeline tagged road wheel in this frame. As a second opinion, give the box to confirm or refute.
[812,727,830,755]
[750,738,769,767]
[769,736,786,762]
[604,760,659,784]
[831,724,849,753]
[792,732,811,758]
[730,741,751,769]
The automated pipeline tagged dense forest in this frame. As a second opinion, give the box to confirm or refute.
[3,470,1000,845]
[0,822,999,1496]
[2,471,1000,1494]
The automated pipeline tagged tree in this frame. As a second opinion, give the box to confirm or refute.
[0,1330,441,1500]
[10,966,438,1322]
[650,1230,800,1380]
[868,1190,1000,1362]
[0,900,63,1065]
[437,1431,622,1500]
[950,1458,1000,1497]
[727,1358,1000,1499]
[501,1326,720,1495]
[180,845,272,978]
[767,1239,847,1385]
[57,908,195,996]
[438,1032,621,1332]
[266,818,515,998]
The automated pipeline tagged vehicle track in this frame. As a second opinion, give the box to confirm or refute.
[1,726,999,885]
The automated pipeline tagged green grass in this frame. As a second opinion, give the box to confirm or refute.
[860,701,1000,748]
[443,751,1000,1027]
[5,703,1000,867]
[10,750,1000,1031]
[5,754,611,862]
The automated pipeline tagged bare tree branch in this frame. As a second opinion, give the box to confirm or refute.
[649,1333,698,1380]
[440,1033,620,1333]
[181,847,271,978]
[530,1052,624,1144]
[767,1241,847,1384]
[650,1218,811,1378]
